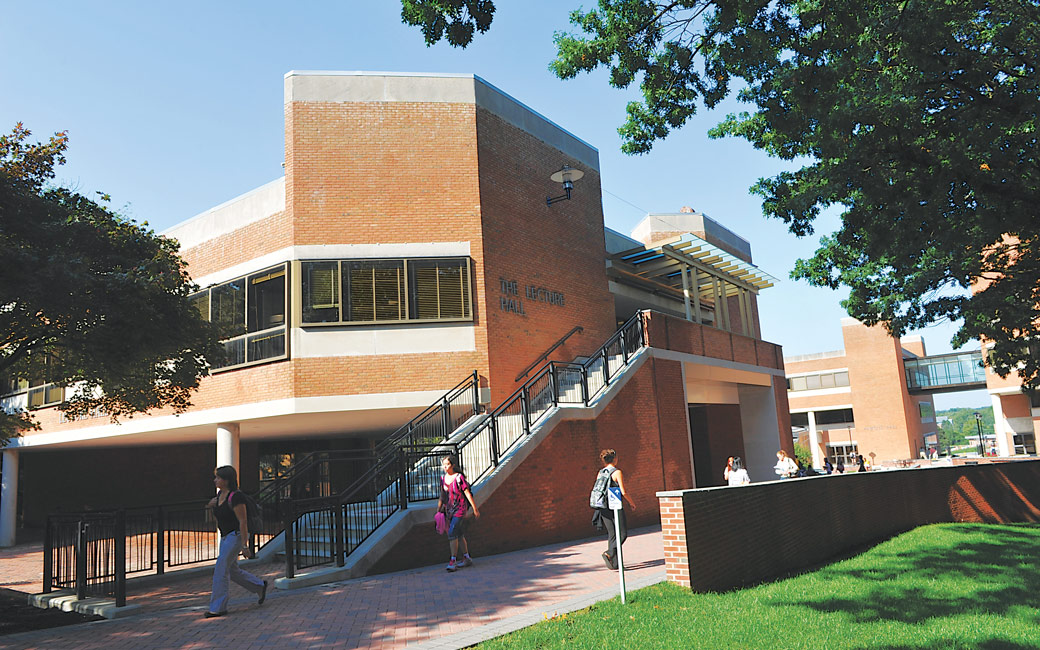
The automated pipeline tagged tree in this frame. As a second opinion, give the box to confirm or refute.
[401,0,1040,394]
[0,124,224,446]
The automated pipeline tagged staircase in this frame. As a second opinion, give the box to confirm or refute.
[272,312,649,587]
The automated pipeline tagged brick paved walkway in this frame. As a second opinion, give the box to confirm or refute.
[0,526,664,649]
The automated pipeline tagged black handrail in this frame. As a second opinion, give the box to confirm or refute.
[279,311,649,578]
[514,326,584,382]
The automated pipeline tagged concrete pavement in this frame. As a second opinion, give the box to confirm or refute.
[0,526,664,649]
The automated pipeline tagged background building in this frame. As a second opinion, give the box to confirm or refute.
[785,318,939,467]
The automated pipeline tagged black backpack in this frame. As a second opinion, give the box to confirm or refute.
[232,491,264,534]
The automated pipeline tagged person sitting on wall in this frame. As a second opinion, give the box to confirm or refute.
[836,457,845,474]
[856,454,867,472]
[773,450,799,479]
[823,457,834,474]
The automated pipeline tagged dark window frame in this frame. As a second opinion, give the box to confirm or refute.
[299,257,473,327]
[191,263,290,373]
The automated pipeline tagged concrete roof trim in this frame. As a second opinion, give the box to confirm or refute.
[284,70,599,171]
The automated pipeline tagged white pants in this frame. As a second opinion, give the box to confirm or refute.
[209,531,264,614]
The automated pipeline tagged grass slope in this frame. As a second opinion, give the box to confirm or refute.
[478,523,1040,650]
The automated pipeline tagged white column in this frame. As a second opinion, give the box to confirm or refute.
[691,267,702,323]
[680,262,693,321]
[1,449,19,547]
[990,394,1012,456]
[216,423,241,474]
[807,411,823,469]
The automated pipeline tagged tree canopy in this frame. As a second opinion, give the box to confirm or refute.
[0,124,224,446]
[402,0,1040,394]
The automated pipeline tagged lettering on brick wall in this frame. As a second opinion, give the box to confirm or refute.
[498,278,565,316]
[58,405,109,423]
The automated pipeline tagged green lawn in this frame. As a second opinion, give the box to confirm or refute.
[478,523,1040,650]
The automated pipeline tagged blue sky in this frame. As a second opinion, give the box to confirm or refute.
[0,0,988,408]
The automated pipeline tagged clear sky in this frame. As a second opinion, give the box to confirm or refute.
[0,0,989,408]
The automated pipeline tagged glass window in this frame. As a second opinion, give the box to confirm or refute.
[192,263,288,371]
[189,292,210,321]
[820,373,836,389]
[790,412,809,427]
[346,260,405,322]
[817,408,855,426]
[302,261,340,323]
[408,259,470,320]
[805,374,822,390]
[248,268,286,333]
[834,371,850,387]
[790,376,807,391]
[212,278,246,339]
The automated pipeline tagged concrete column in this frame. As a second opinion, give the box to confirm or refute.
[216,423,241,474]
[807,411,823,469]
[990,394,1012,456]
[738,383,781,482]
[1,449,19,547]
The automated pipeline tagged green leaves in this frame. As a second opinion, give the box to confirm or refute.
[0,125,224,446]
[398,0,1040,391]
[400,0,495,47]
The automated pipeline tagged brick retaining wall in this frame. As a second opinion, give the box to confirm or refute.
[658,459,1040,592]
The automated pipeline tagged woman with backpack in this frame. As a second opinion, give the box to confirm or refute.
[204,465,268,618]
[592,449,637,570]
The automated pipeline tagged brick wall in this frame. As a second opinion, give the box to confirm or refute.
[659,459,1040,592]
[475,108,616,402]
[367,358,691,574]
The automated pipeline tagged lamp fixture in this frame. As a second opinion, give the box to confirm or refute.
[546,165,585,206]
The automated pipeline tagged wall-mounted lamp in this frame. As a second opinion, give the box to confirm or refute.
[546,165,585,206]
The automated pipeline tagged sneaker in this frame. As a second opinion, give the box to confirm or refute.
[460,556,473,568]
[446,559,457,572]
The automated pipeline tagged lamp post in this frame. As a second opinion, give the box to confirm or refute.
[974,412,985,457]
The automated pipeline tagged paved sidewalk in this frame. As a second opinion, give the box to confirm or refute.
[0,526,664,649]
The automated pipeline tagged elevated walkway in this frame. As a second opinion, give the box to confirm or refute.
[905,350,986,394]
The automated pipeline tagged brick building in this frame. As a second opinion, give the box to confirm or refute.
[1,72,792,556]
[785,318,939,467]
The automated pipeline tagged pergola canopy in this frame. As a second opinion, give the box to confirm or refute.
[609,233,778,296]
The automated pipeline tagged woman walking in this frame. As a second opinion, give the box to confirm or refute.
[439,454,480,572]
[205,466,267,618]
[594,449,637,570]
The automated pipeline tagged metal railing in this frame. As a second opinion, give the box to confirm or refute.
[280,312,648,577]
[41,372,483,606]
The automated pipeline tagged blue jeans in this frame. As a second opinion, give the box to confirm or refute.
[209,531,264,614]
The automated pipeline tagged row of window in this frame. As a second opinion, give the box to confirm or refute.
[787,370,850,392]
[188,257,475,372]
[301,258,472,325]
[1,353,65,406]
